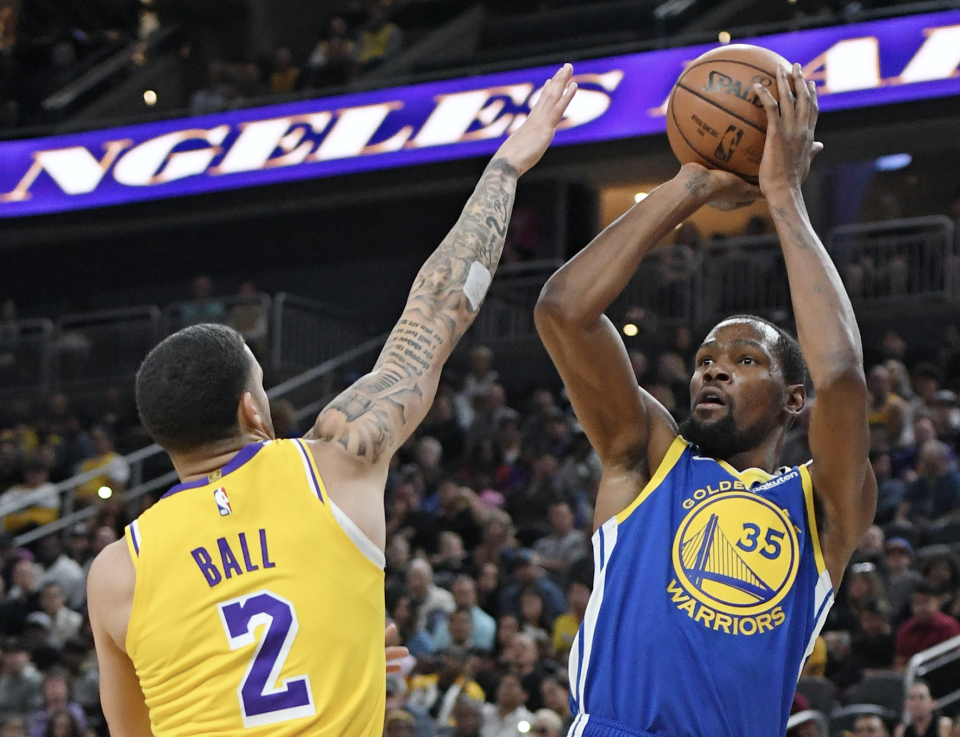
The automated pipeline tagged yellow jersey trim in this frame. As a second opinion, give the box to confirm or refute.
[616,435,689,524]
[799,463,827,575]
[716,459,774,487]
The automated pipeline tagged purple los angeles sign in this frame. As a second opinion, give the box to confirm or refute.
[2,10,959,217]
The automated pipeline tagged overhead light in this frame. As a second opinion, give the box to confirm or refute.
[875,153,912,171]
[623,323,639,337]
[143,90,157,106]
[518,722,531,734]
[634,192,648,203]
[98,486,113,499]
[718,31,731,44]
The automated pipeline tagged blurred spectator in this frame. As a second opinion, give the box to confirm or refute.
[39,709,82,737]
[480,673,533,737]
[180,275,224,325]
[884,537,922,619]
[506,632,548,711]
[473,512,516,571]
[856,715,892,737]
[851,598,895,672]
[36,585,80,650]
[268,47,300,94]
[899,441,960,525]
[498,551,565,628]
[435,480,484,552]
[354,3,403,71]
[872,450,907,524]
[530,709,563,737]
[27,670,85,737]
[433,576,495,652]
[869,364,909,446]
[0,717,25,737]
[189,60,232,115]
[74,427,129,505]
[895,681,952,737]
[35,539,83,612]
[539,675,572,733]
[229,282,268,356]
[894,580,960,669]
[421,397,465,467]
[2,459,58,533]
[268,400,298,439]
[408,559,455,634]
[387,588,434,658]
[306,16,356,88]
[0,639,43,724]
[458,347,499,429]
[407,647,484,725]
[930,390,960,445]
[532,502,587,585]
[551,578,589,661]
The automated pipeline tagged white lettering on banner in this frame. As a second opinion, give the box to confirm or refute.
[216,113,332,174]
[0,141,130,201]
[806,37,880,93]
[113,126,230,185]
[412,85,533,148]
[312,102,411,160]
[899,24,960,83]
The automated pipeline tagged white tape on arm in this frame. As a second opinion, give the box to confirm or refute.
[463,261,493,312]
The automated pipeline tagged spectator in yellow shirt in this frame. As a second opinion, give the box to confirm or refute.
[74,428,129,504]
[551,579,590,660]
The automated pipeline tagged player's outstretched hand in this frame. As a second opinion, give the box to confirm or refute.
[676,163,761,212]
[753,64,824,197]
[496,63,578,176]
[385,622,408,675]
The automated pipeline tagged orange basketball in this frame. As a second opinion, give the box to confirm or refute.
[666,44,791,183]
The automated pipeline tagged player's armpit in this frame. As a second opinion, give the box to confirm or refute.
[88,542,153,737]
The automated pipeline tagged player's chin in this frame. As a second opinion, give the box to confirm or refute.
[690,404,730,421]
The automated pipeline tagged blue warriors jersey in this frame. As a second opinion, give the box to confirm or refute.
[124,439,386,737]
[568,436,833,737]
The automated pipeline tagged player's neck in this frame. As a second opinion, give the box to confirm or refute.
[170,432,268,484]
[717,437,782,474]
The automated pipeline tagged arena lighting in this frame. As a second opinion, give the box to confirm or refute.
[874,153,912,171]
[143,90,157,106]
[634,191,649,203]
[623,323,640,337]
[518,722,531,734]
[2,9,960,217]
[98,486,113,499]
[718,31,732,44]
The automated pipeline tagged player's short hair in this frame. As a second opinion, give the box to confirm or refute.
[722,315,806,386]
[136,324,252,453]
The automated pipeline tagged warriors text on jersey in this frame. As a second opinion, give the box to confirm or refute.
[568,436,833,737]
[124,439,386,737]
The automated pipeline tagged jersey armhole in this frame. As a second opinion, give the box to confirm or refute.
[123,520,146,657]
[293,439,385,571]
[616,435,689,524]
[799,463,828,576]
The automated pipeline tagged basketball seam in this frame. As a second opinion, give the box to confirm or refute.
[684,58,781,79]
[675,82,766,134]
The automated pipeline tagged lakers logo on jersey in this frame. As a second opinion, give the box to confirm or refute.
[668,492,799,635]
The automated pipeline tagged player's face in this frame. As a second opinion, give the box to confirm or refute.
[244,346,275,439]
[681,320,795,460]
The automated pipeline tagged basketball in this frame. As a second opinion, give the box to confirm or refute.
[666,44,792,183]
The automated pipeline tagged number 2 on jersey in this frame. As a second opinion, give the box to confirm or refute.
[217,590,316,728]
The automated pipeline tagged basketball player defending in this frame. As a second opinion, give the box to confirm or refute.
[87,65,578,737]
[536,65,876,737]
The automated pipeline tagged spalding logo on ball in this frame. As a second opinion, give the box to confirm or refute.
[666,44,791,183]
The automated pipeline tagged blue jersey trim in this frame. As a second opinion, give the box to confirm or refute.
[161,442,265,499]
[599,527,606,570]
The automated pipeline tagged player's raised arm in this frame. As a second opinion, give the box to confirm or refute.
[303,66,576,531]
[535,166,757,528]
[754,65,876,585]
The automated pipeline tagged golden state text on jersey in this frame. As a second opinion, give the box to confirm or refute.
[124,439,386,737]
[567,436,833,737]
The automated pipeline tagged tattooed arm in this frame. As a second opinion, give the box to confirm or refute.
[304,64,578,549]
[754,65,874,588]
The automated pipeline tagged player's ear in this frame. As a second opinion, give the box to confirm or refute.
[785,383,805,418]
[238,391,267,437]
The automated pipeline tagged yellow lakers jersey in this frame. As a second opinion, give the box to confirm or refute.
[124,439,386,737]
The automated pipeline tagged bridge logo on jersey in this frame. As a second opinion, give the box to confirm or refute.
[669,492,799,635]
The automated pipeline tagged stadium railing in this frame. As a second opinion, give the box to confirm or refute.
[54,306,163,394]
[473,260,564,347]
[903,633,960,722]
[0,318,54,402]
[6,331,390,547]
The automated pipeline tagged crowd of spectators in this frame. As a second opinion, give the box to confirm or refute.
[1,301,960,736]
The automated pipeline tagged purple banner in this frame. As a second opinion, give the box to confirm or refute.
[2,10,959,217]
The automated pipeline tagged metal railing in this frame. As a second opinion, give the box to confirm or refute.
[165,293,273,360]
[10,332,390,547]
[54,306,163,393]
[473,260,563,345]
[0,319,54,401]
[271,293,373,376]
[829,216,957,303]
[903,634,960,722]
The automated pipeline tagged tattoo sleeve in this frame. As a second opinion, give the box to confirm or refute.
[309,158,519,463]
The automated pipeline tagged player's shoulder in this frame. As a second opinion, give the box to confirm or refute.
[87,539,136,646]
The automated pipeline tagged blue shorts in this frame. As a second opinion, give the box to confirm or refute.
[569,715,660,737]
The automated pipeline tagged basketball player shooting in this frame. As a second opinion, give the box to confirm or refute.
[86,64,577,737]
[535,65,876,737]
